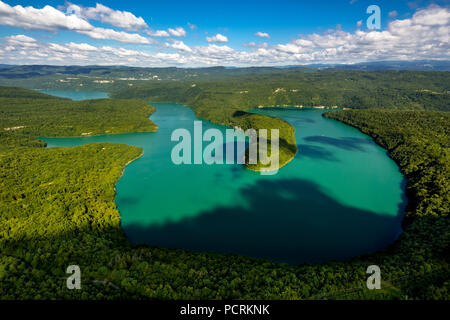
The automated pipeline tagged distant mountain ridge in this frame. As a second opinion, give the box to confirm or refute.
[299,60,450,71]
[0,60,448,80]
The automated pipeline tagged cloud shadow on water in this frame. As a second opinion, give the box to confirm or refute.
[296,144,339,162]
[303,136,373,152]
[117,196,140,205]
[292,118,316,125]
[123,178,403,264]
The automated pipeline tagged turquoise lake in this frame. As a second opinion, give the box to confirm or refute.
[39,90,109,100]
[42,91,407,264]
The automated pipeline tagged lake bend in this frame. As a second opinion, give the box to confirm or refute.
[41,90,407,264]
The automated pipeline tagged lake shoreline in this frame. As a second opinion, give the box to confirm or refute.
[42,97,406,265]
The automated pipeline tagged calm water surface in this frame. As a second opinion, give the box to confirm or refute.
[42,91,406,264]
[39,90,109,100]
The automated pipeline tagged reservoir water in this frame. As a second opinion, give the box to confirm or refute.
[42,91,406,264]
[39,90,109,100]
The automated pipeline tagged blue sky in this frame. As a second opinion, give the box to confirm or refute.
[0,0,449,66]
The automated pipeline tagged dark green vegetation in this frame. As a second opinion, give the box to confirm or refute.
[0,65,311,91]
[0,69,449,300]
[0,87,157,150]
[1,61,448,85]
[111,70,449,169]
[0,65,305,80]
[111,70,450,111]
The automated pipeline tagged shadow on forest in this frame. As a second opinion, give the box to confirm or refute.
[124,178,403,264]
[303,136,372,152]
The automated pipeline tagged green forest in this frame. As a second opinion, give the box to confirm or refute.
[0,87,157,150]
[111,70,449,170]
[110,70,450,112]
[0,69,449,300]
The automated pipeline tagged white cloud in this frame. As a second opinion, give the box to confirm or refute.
[244,41,269,49]
[4,34,37,44]
[49,43,71,53]
[100,46,150,57]
[149,28,191,38]
[195,44,234,55]
[266,5,449,64]
[356,20,363,28]
[410,5,449,26]
[0,36,154,65]
[68,42,98,51]
[168,27,187,37]
[206,33,229,43]
[0,5,448,67]
[68,3,148,31]
[0,1,155,45]
[79,27,156,44]
[147,29,170,37]
[255,32,270,39]
[166,40,192,52]
[0,1,92,31]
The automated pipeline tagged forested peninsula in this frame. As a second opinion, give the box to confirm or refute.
[111,70,449,170]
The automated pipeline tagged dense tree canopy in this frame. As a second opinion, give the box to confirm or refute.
[111,70,450,112]
[0,87,157,151]
[111,70,449,170]
[0,80,449,300]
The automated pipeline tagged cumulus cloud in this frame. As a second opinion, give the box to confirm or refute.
[0,35,154,65]
[67,3,148,31]
[190,5,448,65]
[4,34,37,44]
[0,1,92,31]
[206,33,229,43]
[264,5,449,64]
[149,28,190,38]
[255,31,270,39]
[67,42,98,51]
[195,44,234,55]
[146,29,170,37]
[2,34,38,51]
[166,39,192,52]
[0,5,448,67]
[168,27,187,37]
[78,27,156,44]
[0,1,154,44]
